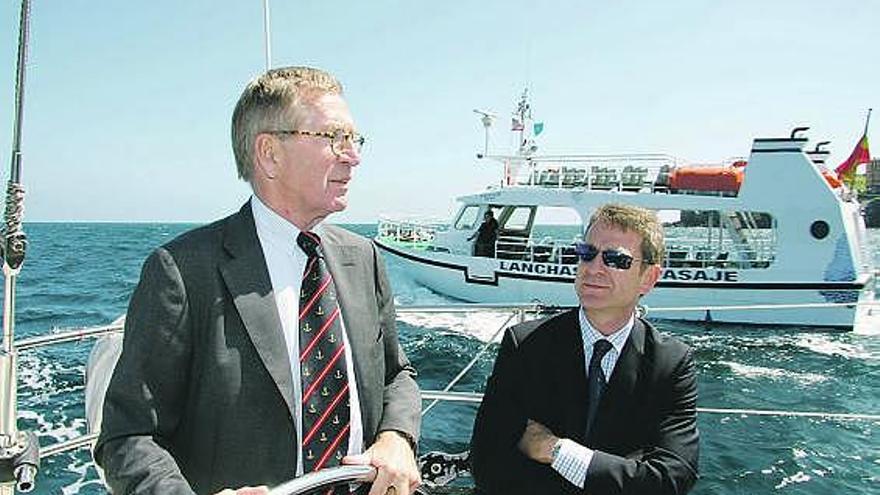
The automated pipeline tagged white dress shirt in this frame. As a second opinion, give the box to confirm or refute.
[251,196,364,476]
[551,307,634,488]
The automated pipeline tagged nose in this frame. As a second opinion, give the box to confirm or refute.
[337,146,360,167]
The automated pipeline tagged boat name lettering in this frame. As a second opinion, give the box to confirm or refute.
[499,261,578,277]
[662,269,739,282]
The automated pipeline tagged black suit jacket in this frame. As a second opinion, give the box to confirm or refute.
[95,202,421,494]
[471,309,699,494]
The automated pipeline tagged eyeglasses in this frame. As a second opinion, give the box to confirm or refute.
[574,242,650,270]
[267,129,365,157]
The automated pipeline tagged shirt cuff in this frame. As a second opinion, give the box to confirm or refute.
[550,438,594,488]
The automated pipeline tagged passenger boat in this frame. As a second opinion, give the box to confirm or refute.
[375,93,876,329]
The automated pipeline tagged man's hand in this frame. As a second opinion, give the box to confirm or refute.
[213,486,268,495]
[517,419,559,465]
[343,430,421,495]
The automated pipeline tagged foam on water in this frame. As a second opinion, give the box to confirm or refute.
[792,334,875,360]
[718,361,828,385]
[397,312,515,342]
[774,471,811,489]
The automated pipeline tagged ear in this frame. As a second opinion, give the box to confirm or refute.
[638,263,662,296]
[254,133,279,179]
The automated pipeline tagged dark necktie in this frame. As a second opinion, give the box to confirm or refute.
[297,231,350,473]
[585,339,613,440]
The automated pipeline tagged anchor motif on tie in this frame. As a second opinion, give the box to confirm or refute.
[308,403,318,414]
[316,349,324,361]
[334,369,343,380]
[306,449,315,461]
[312,271,320,282]
[328,333,336,344]
[302,366,311,377]
[302,322,312,333]
[335,451,343,461]
[332,414,340,425]
[320,432,328,443]
[321,386,329,397]
[316,306,324,316]
[300,289,307,300]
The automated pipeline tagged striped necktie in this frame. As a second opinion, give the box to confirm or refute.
[297,231,350,473]
[585,339,613,440]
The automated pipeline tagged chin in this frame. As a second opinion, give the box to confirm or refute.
[329,198,348,212]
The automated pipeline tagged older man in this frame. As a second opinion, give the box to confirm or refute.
[471,203,699,494]
[95,67,421,495]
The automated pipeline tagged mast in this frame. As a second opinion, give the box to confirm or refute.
[0,0,41,492]
[262,0,272,71]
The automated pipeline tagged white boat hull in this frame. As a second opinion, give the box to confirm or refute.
[376,241,872,328]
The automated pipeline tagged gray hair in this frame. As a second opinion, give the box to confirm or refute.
[231,66,343,181]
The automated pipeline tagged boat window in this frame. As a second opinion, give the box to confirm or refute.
[454,205,480,230]
[527,207,584,264]
[502,207,533,232]
[661,209,777,270]
[532,207,583,243]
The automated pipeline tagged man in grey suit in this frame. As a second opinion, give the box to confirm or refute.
[95,66,422,495]
[471,203,699,494]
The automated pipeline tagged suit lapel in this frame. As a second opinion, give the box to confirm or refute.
[219,202,296,421]
[320,229,382,438]
[320,233,372,371]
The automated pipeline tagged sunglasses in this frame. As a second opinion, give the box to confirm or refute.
[574,242,646,270]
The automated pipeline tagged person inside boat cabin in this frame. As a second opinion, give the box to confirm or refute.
[471,203,699,495]
[94,66,422,495]
[467,209,499,257]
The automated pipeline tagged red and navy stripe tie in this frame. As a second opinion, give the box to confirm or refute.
[297,231,350,473]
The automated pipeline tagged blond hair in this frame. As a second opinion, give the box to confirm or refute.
[231,66,343,181]
[587,203,665,267]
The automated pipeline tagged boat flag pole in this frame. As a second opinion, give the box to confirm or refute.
[0,0,41,492]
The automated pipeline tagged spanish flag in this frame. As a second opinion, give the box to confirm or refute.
[836,110,872,183]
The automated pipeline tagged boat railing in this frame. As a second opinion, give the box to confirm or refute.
[664,239,776,270]
[376,217,447,247]
[494,235,580,264]
[503,154,675,190]
[509,158,672,191]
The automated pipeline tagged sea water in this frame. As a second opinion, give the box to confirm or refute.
[6,223,879,494]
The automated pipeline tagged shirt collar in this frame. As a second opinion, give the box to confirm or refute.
[578,306,634,355]
[251,195,324,252]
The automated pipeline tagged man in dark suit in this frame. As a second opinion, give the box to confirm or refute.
[471,203,699,494]
[95,67,421,495]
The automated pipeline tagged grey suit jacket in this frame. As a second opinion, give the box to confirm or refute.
[471,309,699,494]
[95,202,421,494]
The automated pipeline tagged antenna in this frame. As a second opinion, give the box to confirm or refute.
[473,109,496,158]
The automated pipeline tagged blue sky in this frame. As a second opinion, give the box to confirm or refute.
[0,0,877,223]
